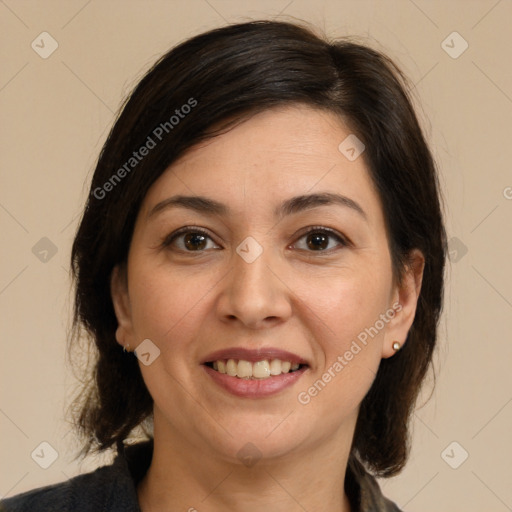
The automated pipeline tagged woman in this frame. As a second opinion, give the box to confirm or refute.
[1,20,446,512]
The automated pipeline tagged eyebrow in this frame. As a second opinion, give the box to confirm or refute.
[148,195,228,219]
[276,192,367,221]
[147,192,367,221]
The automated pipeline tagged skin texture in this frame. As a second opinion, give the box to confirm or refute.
[111,105,424,512]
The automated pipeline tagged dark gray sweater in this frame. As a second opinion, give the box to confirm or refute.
[0,441,401,511]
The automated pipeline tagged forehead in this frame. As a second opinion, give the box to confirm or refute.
[140,105,382,222]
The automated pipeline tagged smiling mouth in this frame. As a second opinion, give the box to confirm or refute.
[204,359,307,380]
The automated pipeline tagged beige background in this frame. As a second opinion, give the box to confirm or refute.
[1,1,511,510]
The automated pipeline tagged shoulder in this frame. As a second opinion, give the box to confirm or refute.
[0,441,151,512]
[346,456,403,512]
[0,465,114,512]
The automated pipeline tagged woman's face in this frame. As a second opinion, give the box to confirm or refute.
[112,105,421,463]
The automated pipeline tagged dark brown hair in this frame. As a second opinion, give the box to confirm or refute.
[70,20,446,477]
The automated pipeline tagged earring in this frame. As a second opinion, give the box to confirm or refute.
[392,341,401,351]
[123,343,130,353]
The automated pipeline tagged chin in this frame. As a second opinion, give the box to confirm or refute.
[205,412,316,462]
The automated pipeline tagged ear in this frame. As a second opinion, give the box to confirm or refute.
[110,265,135,350]
[382,249,425,358]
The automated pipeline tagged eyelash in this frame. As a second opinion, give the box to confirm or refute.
[161,226,349,253]
[161,226,217,251]
[292,226,349,252]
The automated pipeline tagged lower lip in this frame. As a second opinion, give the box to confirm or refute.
[202,365,307,398]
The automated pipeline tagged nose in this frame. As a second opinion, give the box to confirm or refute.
[215,248,293,330]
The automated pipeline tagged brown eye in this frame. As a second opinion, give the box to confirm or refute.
[183,232,207,251]
[163,228,221,252]
[292,227,347,252]
[306,232,329,250]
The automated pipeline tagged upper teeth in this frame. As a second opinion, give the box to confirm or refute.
[212,359,301,379]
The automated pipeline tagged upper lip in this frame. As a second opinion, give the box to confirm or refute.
[201,347,308,365]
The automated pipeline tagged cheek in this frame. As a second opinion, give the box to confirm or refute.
[294,275,389,425]
[127,260,222,350]
[296,267,391,352]
[126,263,219,406]
[292,264,392,412]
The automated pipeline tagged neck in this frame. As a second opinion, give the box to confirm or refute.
[137,412,355,512]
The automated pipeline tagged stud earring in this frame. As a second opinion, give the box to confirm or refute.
[392,341,401,351]
[123,343,130,353]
